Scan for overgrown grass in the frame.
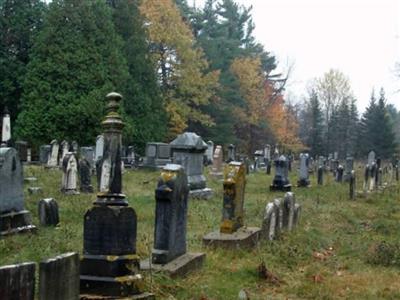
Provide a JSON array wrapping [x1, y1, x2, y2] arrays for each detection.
[[1, 165, 400, 299]]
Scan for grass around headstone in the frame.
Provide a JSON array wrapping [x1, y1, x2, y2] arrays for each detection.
[[1, 165, 400, 299]]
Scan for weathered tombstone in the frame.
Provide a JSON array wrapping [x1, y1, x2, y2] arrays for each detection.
[[349, 171, 356, 200], [336, 165, 344, 182], [203, 162, 260, 249], [282, 192, 300, 231], [261, 202, 278, 241], [270, 155, 291, 191], [39, 145, 51, 164], [0, 262, 36, 300], [297, 153, 310, 187], [344, 156, 354, 182], [210, 145, 223, 178], [38, 198, 59, 226], [79, 158, 94, 193], [317, 166, 324, 185], [59, 140, 69, 166], [71, 140, 79, 153], [170, 132, 213, 199], [254, 150, 265, 171], [141, 164, 205, 277], [125, 145, 135, 167], [80, 93, 152, 299], [227, 144, 236, 162], [15, 141, 28, 162], [1, 106, 11, 147], [94, 135, 104, 163], [0, 147, 36, 236], [39, 252, 80, 300], [142, 142, 172, 169], [46, 139, 59, 168], [61, 153, 79, 195], [205, 140, 214, 165], [80, 146, 95, 170]]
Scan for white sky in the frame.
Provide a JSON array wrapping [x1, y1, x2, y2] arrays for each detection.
[[195, 0, 400, 111]]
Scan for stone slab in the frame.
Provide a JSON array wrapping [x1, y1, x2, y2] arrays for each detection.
[[0, 210, 37, 236], [28, 187, 42, 194], [203, 227, 260, 249], [140, 252, 205, 278], [189, 188, 213, 200], [0, 262, 36, 300]]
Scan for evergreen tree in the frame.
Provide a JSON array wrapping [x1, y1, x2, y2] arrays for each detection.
[[306, 89, 324, 156], [15, 0, 129, 146], [0, 0, 46, 122], [108, 0, 166, 152]]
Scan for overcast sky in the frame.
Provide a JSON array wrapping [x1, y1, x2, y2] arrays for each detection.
[[195, 0, 400, 111]]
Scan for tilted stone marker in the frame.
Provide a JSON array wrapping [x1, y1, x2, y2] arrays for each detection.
[[79, 157, 94, 193], [0, 262, 35, 300], [61, 153, 79, 195], [170, 132, 213, 199], [141, 164, 205, 277], [47, 139, 59, 168], [297, 153, 310, 187], [38, 198, 59, 226], [203, 162, 260, 249], [39, 252, 79, 300], [270, 155, 291, 191], [210, 145, 223, 178], [80, 92, 153, 299], [0, 147, 36, 236]]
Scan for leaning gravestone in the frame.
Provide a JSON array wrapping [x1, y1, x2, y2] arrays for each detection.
[[141, 164, 205, 277], [270, 155, 291, 191], [46, 139, 59, 168], [203, 161, 260, 249], [297, 153, 310, 187], [38, 198, 59, 226], [170, 132, 213, 199], [1, 106, 11, 147], [0, 147, 36, 236], [80, 92, 153, 299], [0, 262, 36, 300], [210, 145, 223, 178], [61, 153, 79, 195], [39, 252, 79, 300], [79, 158, 94, 193]]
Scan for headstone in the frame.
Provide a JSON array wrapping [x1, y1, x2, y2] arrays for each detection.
[[349, 171, 356, 200], [80, 92, 152, 299], [203, 162, 260, 249], [205, 141, 214, 165], [80, 146, 95, 170], [71, 140, 79, 153], [47, 139, 59, 168], [142, 142, 172, 169], [253, 150, 265, 171], [59, 140, 69, 166], [61, 153, 79, 195], [15, 141, 28, 162], [261, 202, 278, 240], [297, 153, 310, 187], [79, 158, 94, 193], [39, 145, 51, 164], [227, 144, 236, 162], [39, 252, 79, 300], [282, 192, 299, 231], [0, 147, 36, 236], [0, 262, 35, 300], [38, 198, 59, 226], [1, 106, 11, 147], [125, 145, 135, 167], [170, 132, 213, 199], [210, 145, 223, 178], [270, 155, 291, 191], [317, 166, 324, 185], [336, 165, 344, 182], [95, 135, 104, 162], [27, 148, 31, 163]]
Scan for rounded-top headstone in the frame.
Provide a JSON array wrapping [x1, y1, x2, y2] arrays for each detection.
[[170, 132, 207, 151]]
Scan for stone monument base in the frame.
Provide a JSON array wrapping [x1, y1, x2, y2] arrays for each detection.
[[270, 184, 292, 192], [140, 252, 205, 278], [297, 179, 310, 188], [189, 188, 213, 200], [62, 189, 80, 195], [0, 210, 37, 236], [203, 227, 260, 249]]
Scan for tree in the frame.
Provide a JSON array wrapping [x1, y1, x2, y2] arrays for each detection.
[[15, 0, 129, 146], [0, 0, 46, 122], [305, 89, 324, 156], [108, 0, 166, 152], [140, 0, 219, 140]]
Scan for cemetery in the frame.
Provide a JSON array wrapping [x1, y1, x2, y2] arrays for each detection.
[[2, 0, 400, 299]]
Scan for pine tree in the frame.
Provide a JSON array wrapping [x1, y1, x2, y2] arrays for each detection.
[[0, 0, 46, 122], [15, 0, 129, 146], [306, 89, 324, 156]]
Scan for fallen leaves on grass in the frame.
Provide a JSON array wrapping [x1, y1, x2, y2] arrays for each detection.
[[257, 262, 284, 286], [312, 247, 334, 261]]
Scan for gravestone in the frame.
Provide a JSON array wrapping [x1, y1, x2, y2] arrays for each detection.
[[270, 155, 291, 191], [317, 166, 324, 185], [0, 147, 36, 236], [349, 171, 356, 200], [95, 135, 104, 163], [142, 142, 172, 169], [0, 262, 35, 300], [27, 148, 31, 163], [59, 140, 69, 166], [71, 140, 79, 153], [170, 132, 213, 199], [80, 92, 152, 299], [15, 141, 28, 162], [38, 198, 59, 226], [203, 162, 260, 249], [227, 144, 236, 162], [1, 106, 11, 147], [297, 153, 310, 187], [344, 156, 354, 182], [336, 165, 344, 182], [61, 153, 79, 195], [125, 145, 135, 167], [39, 252, 79, 300], [210, 145, 223, 178], [141, 164, 205, 277], [47, 139, 59, 168], [254, 150, 265, 171], [261, 201, 278, 241], [39, 145, 51, 164], [80, 146, 95, 170], [205, 141, 214, 165], [79, 158, 94, 193], [265, 145, 272, 175]]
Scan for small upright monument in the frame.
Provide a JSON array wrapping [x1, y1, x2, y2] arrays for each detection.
[[210, 145, 223, 178], [203, 162, 260, 249], [80, 93, 153, 299], [47, 140, 59, 168], [227, 144, 236, 162], [61, 153, 79, 195], [297, 153, 310, 187], [270, 155, 292, 191], [1, 107, 11, 147]]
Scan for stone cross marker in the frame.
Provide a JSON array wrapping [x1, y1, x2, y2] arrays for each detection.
[[153, 164, 189, 264], [0, 262, 36, 300], [297, 153, 310, 187], [61, 153, 79, 195], [220, 161, 246, 234], [1, 107, 11, 147], [80, 92, 151, 299]]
